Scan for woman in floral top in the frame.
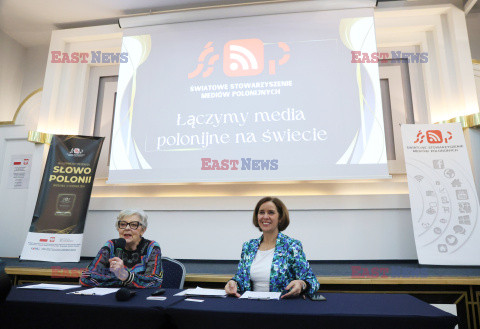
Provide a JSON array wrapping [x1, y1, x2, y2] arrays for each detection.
[[225, 197, 319, 298]]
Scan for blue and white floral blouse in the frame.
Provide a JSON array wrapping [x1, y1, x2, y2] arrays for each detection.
[[232, 232, 320, 295]]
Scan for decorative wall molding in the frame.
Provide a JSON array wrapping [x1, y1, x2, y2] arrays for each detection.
[[0, 88, 43, 126]]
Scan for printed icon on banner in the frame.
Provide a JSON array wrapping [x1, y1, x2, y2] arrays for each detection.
[[439, 218, 447, 224], [445, 235, 458, 246], [438, 244, 448, 253], [223, 39, 264, 77], [456, 190, 469, 200], [459, 215, 471, 225], [23, 158, 29, 165], [413, 130, 452, 144], [451, 179, 462, 187], [433, 227, 442, 235], [426, 190, 436, 197], [443, 206, 450, 213], [444, 169, 455, 178], [414, 175, 424, 182], [50, 237, 55, 242], [444, 131, 453, 143], [453, 225, 466, 234], [441, 196, 449, 204], [426, 130, 443, 143], [433, 160, 445, 169], [414, 130, 425, 143], [459, 202, 471, 213], [426, 202, 437, 214]]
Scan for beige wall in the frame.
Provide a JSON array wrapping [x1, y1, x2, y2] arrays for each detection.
[[466, 12, 480, 60], [20, 45, 49, 100], [0, 29, 48, 122], [0, 29, 25, 121]]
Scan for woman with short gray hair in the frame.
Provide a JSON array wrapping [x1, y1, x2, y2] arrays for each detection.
[[80, 209, 163, 288]]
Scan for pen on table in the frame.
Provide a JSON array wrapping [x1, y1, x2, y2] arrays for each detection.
[[72, 291, 95, 295]]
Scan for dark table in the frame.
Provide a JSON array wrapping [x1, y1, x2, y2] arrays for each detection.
[[166, 292, 458, 329], [1, 286, 457, 329], [1, 286, 184, 329]]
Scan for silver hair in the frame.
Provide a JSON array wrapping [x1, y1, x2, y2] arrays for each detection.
[[115, 209, 148, 229]]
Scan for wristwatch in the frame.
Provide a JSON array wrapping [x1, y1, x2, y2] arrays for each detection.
[[301, 281, 307, 292]]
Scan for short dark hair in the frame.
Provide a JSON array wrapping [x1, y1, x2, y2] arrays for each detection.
[[252, 197, 290, 232]]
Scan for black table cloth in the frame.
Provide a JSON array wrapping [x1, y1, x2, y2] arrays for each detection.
[[1, 286, 183, 329], [1, 286, 457, 329], [166, 292, 458, 329]]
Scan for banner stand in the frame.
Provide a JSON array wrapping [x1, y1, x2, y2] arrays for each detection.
[[402, 123, 480, 265], [21, 135, 104, 262]]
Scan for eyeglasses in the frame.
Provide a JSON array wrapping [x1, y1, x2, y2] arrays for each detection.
[[117, 221, 142, 230]]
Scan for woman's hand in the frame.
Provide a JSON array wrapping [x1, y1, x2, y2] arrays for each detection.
[[281, 280, 306, 299], [109, 257, 129, 281], [224, 280, 240, 297]]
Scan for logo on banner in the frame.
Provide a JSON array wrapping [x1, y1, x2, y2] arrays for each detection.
[[68, 148, 85, 158], [188, 39, 290, 78], [413, 130, 453, 144]]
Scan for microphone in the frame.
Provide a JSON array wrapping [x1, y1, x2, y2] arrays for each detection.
[[115, 288, 136, 301], [115, 238, 126, 259]]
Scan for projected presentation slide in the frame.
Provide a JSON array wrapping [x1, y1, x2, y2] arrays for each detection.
[[109, 8, 388, 183]]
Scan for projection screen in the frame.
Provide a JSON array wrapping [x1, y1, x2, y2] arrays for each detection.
[[109, 8, 389, 183]]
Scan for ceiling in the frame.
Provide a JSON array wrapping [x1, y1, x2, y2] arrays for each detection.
[[0, 0, 477, 47], [0, 0, 260, 47]]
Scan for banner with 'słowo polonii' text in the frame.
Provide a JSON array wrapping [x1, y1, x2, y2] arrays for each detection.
[[21, 135, 104, 262], [402, 123, 480, 265]]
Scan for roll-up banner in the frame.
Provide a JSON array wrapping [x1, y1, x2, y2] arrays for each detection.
[[401, 123, 480, 265], [21, 135, 104, 262]]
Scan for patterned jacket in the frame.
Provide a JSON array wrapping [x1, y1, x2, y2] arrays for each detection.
[[80, 238, 163, 288], [232, 232, 320, 295]]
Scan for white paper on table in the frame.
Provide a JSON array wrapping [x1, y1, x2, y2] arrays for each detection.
[[67, 287, 120, 296], [19, 284, 81, 291], [239, 291, 281, 300], [174, 286, 226, 297], [146, 296, 167, 301]]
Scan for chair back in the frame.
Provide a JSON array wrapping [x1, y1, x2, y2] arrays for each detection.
[[161, 257, 186, 289]]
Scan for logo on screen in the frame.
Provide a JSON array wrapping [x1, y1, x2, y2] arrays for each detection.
[[223, 39, 264, 77], [413, 130, 452, 144], [188, 39, 290, 79]]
